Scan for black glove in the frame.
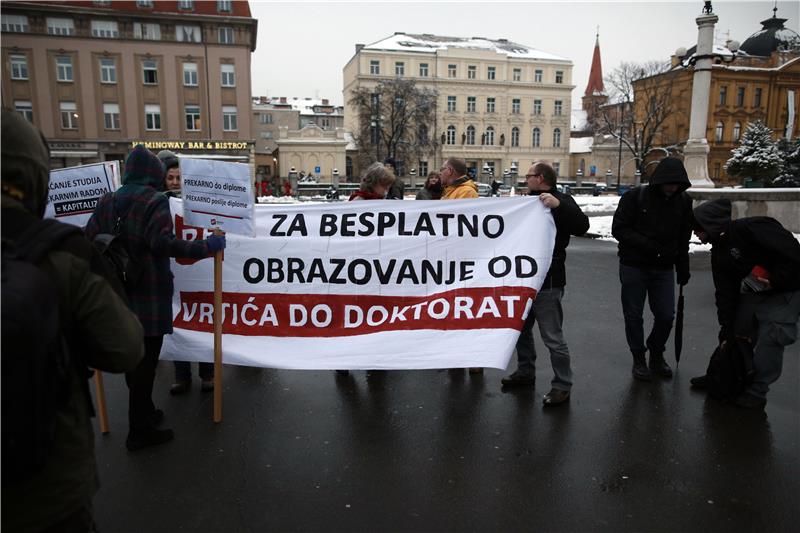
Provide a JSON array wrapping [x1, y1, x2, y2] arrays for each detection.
[[206, 234, 226, 253], [676, 264, 690, 286]]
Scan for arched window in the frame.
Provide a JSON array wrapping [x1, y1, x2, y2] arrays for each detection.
[[715, 121, 724, 142], [511, 127, 519, 147], [532, 127, 541, 148], [553, 128, 561, 148], [485, 126, 495, 146], [446, 125, 456, 145], [733, 122, 741, 142], [418, 124, 428, 144], [466, 125, 476, 145]]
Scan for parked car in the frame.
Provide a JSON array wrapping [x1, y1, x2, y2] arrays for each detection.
[[556, 184, 571, 195], [476, 182, 492, 197]]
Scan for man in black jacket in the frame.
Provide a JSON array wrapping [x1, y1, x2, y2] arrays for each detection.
[[502, 161, 589, 406], [612, 157, 693, 381], [692, 199, 800, 409]]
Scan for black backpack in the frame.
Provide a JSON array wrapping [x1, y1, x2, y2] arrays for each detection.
[[92, 193, 142, 290], [1, 219, 82, 485], [705, 338, 756, 402]]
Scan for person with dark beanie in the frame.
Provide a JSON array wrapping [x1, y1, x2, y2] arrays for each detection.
[[383, 157, 405, 199], [612, 157, 693, 381], [691, 199, 800, 409], [85, 145, 226, 451]]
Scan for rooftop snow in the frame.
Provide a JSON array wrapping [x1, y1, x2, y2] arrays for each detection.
[[570, 137, 594, 154]]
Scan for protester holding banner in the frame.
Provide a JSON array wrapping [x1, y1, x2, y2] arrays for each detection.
[[416, 172, 443, 200], [502, 161, 589, 406], [440, 157, 478, 200], [85, 145, 226, 451], [156, 149, 215, 395], [2, 109, 144, 532]]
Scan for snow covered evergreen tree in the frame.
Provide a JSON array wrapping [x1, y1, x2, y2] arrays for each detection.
[[725, 120, 782, 184], [773, 138, 800, 187]]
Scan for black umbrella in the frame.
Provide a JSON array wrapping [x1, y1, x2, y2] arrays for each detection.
[[675, 285, 684, 366]]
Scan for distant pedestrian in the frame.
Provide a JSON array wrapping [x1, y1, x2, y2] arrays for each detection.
[[611, 157, 693, 381], [384, 157, 405, 200], [501, 162, 589, 406], [156, 150, 214, 395], [86, 145, 226, 451], [691, 199, 800, 409], [416, 172, 443, 200]]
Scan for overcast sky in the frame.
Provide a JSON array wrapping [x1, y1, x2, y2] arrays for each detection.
[[250, 0, 798, 110]]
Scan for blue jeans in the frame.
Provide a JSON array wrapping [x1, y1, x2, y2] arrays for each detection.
[[619, 264, 675, 355], [174, 361, 214, 382], [514, 287, 572, 391]]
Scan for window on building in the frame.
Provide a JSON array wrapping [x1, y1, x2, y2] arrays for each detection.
[[486, 126, 495, 145], [468, 65, 476, 79], [419, 63, 428, 77], [736, 87, 745, 107], [221, 64, 235, 87], [553, 162, 560, 176], [513, 68, 521, 82], [447, 96, 457, 112], [260, 131, 273, 139], [419, 161, 428, 177], [10, 55, 28, 80], [142, 60, 158, 84], [555, 70, 564, 84], [103, 103, 120, 130], [145, 104, 161, 130], [217, 0, 232, 12], [218, 27, 234, 44], [418, 124, 428, 144], [181, 62, 198, 86], [533, 99, 542, 115], [532, 127, 541, 147], [466, 125, 476, 145], [754, 88, 762, 108], [134, 22, 161, 40], [59, 101, 78, 129], [448, 64, 456, 78], [718, 86, 727, 105], [320, 117, 330, 129], [91, 20, 119, 38], [394, 61, 404, 76], [176, 25, 201, 42], [56, 56, 73, 82], [466, 96, 476, 113], [100, 58, 116, 83], [511, 127, 519, 147], [733, 121, 742, 142], [715, 121, 724, 142], [137, 0, 154, 7], [486, 97, 495, 113], [222, 106, 238, 131], [512, 98, 520, 114], [554, 100, 563, 116], [2, 14, 29, 32], [47, 17, 74, 36], [446, 125, 456, 145], [260, 113, 273, 124], [178, 0, 194, 9], [14, 100, 33, 122], [185, 105, 201, 131], [553, 128, 561, 148], [370, 60, 380, 75], [534, 69, 542, 83], [370, 93, 380, 113], [487, 66, 496, 80]]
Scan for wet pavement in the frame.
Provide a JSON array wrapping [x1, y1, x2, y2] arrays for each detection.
[[92, 237, 799, 532]]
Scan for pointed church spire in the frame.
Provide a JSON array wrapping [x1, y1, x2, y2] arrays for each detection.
[[584, 29, 605, 97]]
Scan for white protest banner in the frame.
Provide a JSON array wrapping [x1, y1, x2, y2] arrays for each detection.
[[179, 158, 254, 236], [162, 197, 555, 370], [45, 161, 119, 227]]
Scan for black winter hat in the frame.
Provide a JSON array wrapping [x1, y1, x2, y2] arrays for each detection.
[[157, 149, 179, 171], [693, 199, 732, 239], [649, 157, 690, 188], [383, 157, 396, 169]]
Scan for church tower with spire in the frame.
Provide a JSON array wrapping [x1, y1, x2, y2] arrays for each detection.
[[582, 30, 607, 126]]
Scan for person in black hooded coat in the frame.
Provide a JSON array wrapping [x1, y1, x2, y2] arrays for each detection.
[[691, 198, 800, 409], [611, 157, 693, 381]]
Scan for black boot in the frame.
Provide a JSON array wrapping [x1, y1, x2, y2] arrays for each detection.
[[632, 351, 652, 381], [649, 351, 673, 378]]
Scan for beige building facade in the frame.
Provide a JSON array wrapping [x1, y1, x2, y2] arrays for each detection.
[[1, 0, 257, 168], [343, 33, 574, 184], [275, 124, 348, 183]]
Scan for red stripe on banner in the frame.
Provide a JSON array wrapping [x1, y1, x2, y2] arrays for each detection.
[[174, 286, 537, 337]]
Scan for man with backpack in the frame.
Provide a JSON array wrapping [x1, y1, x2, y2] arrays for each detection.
[[691, 199, 800, 409], [612, 157, 693, 381], [1, 109, 145, 531], [85, 145, 226, 451]]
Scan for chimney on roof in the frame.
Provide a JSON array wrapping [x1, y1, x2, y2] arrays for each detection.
[[280, 97, 287, 104], [355, 43, 364, 54], [497, 38, 508, 42], [322, 99, 329, 105]]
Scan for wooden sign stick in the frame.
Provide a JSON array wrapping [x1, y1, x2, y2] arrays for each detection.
[[94, 371, 110, 434], [213, 228, 225, 423]]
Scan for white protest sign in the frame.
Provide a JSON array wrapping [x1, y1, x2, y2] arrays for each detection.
[[45, 161, 119, 227], [179, 158, 254, 236], [162, 197, 556, 370]]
